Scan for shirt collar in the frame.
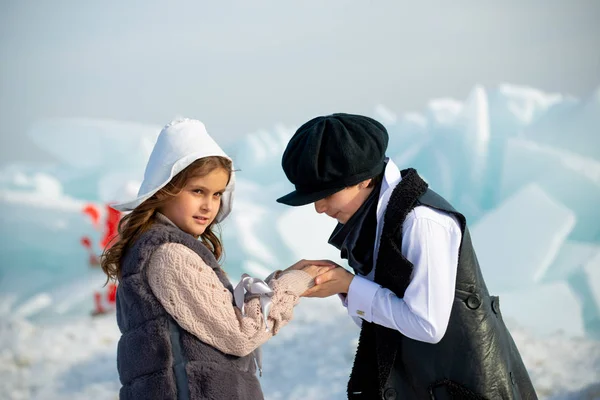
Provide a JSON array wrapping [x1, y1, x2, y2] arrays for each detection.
[[376, 157, 402, 219]]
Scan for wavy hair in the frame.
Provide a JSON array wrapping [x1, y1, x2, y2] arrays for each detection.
[[101, 156, 232, 283]]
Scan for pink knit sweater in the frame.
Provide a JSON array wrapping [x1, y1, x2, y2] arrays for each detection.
[[146, 243, 313, 357]]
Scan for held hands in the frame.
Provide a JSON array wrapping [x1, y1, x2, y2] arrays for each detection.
[[301, 266, 354, 298], [284, 259, 337, 287], [285, 259, 354, 298]]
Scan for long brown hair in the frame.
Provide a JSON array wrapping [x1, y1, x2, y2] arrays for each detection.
[[101, 156, 232, 283]]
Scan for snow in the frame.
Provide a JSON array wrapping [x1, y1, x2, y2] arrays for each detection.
[[1, 83, 599, 399], [1, 300, 599, 400]]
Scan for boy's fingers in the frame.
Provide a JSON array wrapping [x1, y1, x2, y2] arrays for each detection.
[[303, 264, 335, 276], [302, 285, 319, 297], [304, 284, 325, 297], [304, 281, 336, 297], [317, 265, 336, 274], [303, 265, 321, 277], [314, 269, 337, 285], [307, 259, 336, 266], [313, 259, 339, 266]]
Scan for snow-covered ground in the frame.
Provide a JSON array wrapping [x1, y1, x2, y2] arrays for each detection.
[[1, 297, 599, 400]]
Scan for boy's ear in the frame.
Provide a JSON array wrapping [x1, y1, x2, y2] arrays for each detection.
[[359, 178, 372, 190]]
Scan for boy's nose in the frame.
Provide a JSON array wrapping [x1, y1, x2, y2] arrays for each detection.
[[314, 200, 327, 214]]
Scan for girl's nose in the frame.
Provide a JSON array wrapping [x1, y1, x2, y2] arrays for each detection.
[[201, 197, 214, 212]]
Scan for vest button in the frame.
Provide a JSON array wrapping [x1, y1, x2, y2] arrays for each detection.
[[492, 298, 500, 314], [383, 388, 397, 399], [466, 295, 481, 310]]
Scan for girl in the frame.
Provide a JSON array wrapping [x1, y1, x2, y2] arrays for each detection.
[[102, 118, 331, 400]]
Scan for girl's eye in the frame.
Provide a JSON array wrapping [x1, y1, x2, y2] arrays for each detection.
[[192, 189, 203, 194], [214, 192, 223, 198]]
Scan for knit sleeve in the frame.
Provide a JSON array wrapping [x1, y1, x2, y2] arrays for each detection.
[[146, 243, 314, 357]]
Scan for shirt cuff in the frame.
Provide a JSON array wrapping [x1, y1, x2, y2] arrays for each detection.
[[347, 275, 380, 322], [338, 293, 348, 307]]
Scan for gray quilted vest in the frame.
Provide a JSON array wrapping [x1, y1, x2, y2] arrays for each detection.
[[115, 218, 264, 400]]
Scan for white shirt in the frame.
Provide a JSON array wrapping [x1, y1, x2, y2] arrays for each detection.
[[340, 160, 462, 344]]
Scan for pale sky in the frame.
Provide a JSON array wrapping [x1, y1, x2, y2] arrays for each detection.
[[1, 0, 599, 164]]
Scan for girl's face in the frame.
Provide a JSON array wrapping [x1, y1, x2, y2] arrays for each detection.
[[313, 179, 373, 224], [158, 168, 229, 238]]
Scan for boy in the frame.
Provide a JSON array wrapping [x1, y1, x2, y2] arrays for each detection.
[[278, 113, 537, 400]]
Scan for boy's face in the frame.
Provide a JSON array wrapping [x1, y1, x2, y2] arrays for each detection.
[[313, 179, 373, 224], [158, 168, 229, 238]]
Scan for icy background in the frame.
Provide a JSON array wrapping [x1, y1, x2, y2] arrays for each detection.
[[1, 84, 599, 399]]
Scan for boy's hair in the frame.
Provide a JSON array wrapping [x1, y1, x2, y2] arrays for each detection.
[[101, 156, 232, 282], [366, 171, 383, 189]]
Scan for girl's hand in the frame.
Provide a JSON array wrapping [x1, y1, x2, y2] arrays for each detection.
[[301, 267, 354, 298]]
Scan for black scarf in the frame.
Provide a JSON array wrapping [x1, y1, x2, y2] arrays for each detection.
[[328, 180, 382, 276]]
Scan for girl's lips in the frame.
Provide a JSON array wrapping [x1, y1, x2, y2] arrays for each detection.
[[193, 216, 209, 224]]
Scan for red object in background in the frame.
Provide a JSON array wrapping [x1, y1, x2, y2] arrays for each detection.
[[101, 205, 121, 249], [93, 292, 105, 315], [107, 283, 117, 304], [92, 283, 118, 316], [82, 203, 122, 316], [80, 235, 100, 265], [82, 204, 101, 228], [80, 236, 93, 249], [80, 203, 122, 252]]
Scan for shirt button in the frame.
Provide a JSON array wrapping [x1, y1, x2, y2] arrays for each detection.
[[492, 298, 501, 315]]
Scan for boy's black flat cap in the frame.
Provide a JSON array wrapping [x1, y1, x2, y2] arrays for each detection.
[[277, 113, 389, 206]]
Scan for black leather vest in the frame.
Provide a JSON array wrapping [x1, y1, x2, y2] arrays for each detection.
[[347, 169, 537, 400]]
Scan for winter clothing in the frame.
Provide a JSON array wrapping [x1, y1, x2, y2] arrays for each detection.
[[147, 217, 313, 357], [277, 113, 389, 206], [116, 216, 313, 400], [328, 179, 382, 276], [341, 159, 461, 343], [112, 118, 235, 223], [277, 111, 537, 399], [345, 168, 537, 400]]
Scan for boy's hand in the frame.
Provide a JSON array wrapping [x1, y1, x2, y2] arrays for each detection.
[[301, 264, 336, 279], [285, 259, 339, 272], [301, 267, 354, 298]]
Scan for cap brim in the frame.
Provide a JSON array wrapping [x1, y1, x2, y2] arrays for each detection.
[[276, 186, 343, 206]]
